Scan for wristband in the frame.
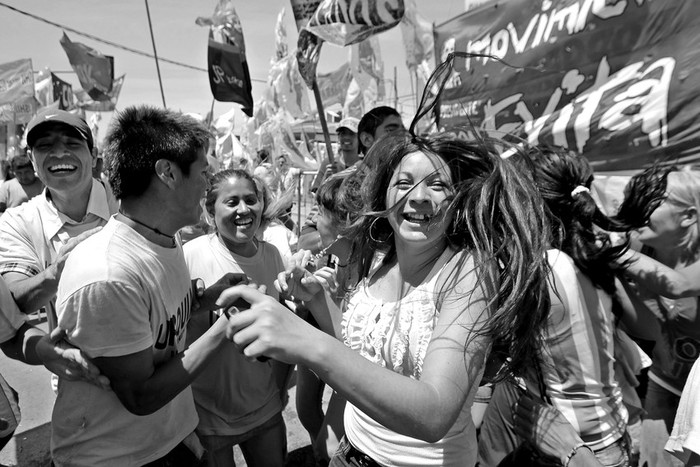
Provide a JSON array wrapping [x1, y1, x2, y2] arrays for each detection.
[[563, 442, 594, 467]]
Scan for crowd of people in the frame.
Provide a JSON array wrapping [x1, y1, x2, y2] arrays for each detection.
[[0, 98, 699, 467]]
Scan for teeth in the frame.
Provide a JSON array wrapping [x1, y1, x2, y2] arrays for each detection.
[[48, 164, 76, 172], [404, 213, 431, 222], [234, 218, 253, 226]]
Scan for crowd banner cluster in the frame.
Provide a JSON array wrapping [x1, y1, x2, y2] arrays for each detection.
[[59, 32, 114, 102], [434, 0, 700, 171]]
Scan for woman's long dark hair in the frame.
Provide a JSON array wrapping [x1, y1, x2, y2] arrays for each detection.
[[345, 133, 552, 378], [528, 146, 629, 296]]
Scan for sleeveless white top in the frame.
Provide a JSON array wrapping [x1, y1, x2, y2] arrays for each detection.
[[341, 248, 481, 466]]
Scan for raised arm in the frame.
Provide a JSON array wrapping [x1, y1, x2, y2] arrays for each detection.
[[621, 249, 700, 299]]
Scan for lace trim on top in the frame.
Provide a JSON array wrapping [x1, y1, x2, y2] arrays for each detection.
[[341, 251, 452, 379]]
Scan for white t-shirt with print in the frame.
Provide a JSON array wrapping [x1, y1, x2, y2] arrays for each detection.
[[52, 218, 198, 466]]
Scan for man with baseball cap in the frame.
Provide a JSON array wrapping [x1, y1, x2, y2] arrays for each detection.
[[0, 108, 117, 330]]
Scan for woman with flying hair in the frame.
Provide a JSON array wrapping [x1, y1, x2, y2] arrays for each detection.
[[216, 130, 553, 466], [478, 146, 634, 467]]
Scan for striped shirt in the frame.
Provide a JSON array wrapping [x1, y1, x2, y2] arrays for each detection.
[[527, 250, 628, 451]]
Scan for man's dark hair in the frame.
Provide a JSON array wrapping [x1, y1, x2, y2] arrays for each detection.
[[357, 106, 400, 154], [104, 106, 210, 199]]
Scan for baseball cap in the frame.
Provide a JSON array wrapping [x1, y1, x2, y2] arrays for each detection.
[[336, 117, 359, 134], [25, 108, 94, 150]]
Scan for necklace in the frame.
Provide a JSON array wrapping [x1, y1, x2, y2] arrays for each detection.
[[119, 211, 175, 245]]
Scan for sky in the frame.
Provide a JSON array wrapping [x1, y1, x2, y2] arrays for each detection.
[[0, 0, 470, 139]]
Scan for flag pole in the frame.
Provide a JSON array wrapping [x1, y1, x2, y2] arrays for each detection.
[[144, 0, 167, 108], [311, 80, 335, 164]]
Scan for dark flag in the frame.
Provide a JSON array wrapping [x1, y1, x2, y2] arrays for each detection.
[[75, 75, 125, 112], [196, 0, 254, 117], [51, 73, 74, 110], [59, 32, 114, 101]]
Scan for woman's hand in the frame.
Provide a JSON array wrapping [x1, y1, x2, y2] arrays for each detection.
[[514, 393, 601, 466], [218, 284, 324, 365], [275, 250, 335, 301]]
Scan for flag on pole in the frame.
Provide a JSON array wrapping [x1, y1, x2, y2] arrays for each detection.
[[197, 0, 254, 117], [316, 62, 352, 108], [75, 75, 125, 112], [274, 8, 290, 62], [399, 0, 434, 72], [296, 29, 324, 89], [304, 0, 406, 46], [52, 73, 75, 110], [344, 37, 384, 117], [289, 0, 323, 31], [59, 33, 114, 101], [0, 58, 34, 106], [269, 54, 312, 119]]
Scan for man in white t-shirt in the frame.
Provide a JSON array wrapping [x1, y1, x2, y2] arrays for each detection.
[[52, 106, 244, 466]]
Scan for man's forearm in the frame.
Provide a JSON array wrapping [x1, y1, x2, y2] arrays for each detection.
[[6, 268, 59, 314], [104, 316, 231, 416], [0, 323, 43, 365]]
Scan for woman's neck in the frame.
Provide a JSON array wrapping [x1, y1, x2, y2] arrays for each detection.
[[394, 239, 447, 287], [217, 232, 258, 258]]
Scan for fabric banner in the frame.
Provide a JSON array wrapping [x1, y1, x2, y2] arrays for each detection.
[[0, 58, 34, 106], [268, 54, 312, 118], [304, 0, 405, 46], [399, 0, 434, 72], [59, 33, 114, 101], [0, 95, 37, 124], [51, 73, 74, 110], [75, 75, 124, 112], [289, 0, 323, 31], [433, 0, 700, 171], [344, 37, 384, 117], [274, 8, 290, 61], [197, 0, 254, 116], [316, 62, 353, 109], [296, 29, 324, 89]]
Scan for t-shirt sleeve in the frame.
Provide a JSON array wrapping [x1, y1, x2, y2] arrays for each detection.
[[667, 359, 700, 462], [0, 212, 43, 278], [0, 277, 26, 344], [58, 280, 153, 358], [0, 184, 8, 205]]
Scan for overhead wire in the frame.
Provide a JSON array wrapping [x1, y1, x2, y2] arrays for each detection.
[[0, 1, 267, 83]]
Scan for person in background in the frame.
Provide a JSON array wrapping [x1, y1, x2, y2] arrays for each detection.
[[185, 168, 290, 467], [478, 146, 632, 467], [0, 109, 117, 332], [299, 108, 405, 253], [0, 154, 44, 212]]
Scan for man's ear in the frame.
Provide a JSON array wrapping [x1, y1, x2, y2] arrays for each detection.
[[359, 131, 374, 150], [681, 206, 698, 228], [154, 159, 177, 189], [28, 150, 38, 171], [90, 147, 98, 169]]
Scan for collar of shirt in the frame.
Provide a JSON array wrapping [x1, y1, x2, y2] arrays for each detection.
[[39, 179, 113, 241]]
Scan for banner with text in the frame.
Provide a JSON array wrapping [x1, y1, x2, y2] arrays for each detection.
[[433, 0, 700, 171], [0, 59, 34, 106]]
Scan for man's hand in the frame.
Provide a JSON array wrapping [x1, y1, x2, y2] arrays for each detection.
[[36, 327, 110, 390], [48, 227, 102, 281], [193, 273, 249, 313]]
